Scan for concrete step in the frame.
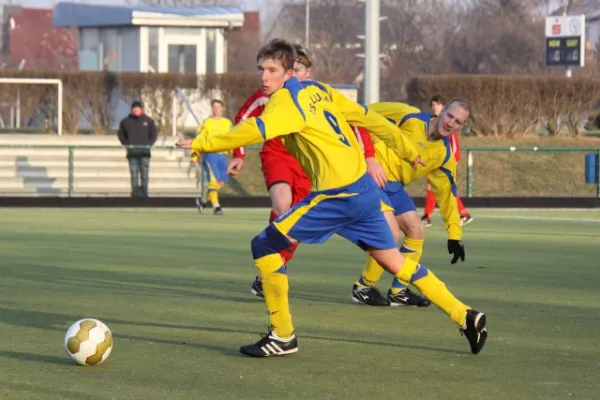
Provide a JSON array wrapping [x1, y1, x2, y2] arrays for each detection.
[[0, 177, 199, 189], [0, 169, 199, 179], [0, 147, 186, 159], [0, 158, 190, 169], [0, 134, 181, 146], [0, 186, 202, 196]]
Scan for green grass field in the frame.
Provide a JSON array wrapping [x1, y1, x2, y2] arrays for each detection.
[[1, 208, 599, 400]]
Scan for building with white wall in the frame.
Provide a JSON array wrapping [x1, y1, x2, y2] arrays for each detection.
[[52, 2, 245, 130]]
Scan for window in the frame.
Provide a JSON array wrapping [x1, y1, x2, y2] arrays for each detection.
[[168, 44, 197, 74], [79, 28, 100, 70], [100, 28, 120, 71], [205, 29, 217, 74]]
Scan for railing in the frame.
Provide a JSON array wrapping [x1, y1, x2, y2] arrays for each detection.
[[0, 145, 599, 198], [462, 147, 600, 198]]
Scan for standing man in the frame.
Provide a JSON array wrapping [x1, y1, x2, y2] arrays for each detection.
[[117, 101, 158, 197]]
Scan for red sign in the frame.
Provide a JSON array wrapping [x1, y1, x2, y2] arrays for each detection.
[[552, 23, 561, 34]]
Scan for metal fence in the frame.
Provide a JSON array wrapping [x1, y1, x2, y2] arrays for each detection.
[[0, 144, 599, 198]]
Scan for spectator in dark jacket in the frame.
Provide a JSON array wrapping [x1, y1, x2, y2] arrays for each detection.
[[117, 101, 158, 197]]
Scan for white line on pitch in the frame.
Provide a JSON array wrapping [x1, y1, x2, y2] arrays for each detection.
[[476, 215, 600, 223]]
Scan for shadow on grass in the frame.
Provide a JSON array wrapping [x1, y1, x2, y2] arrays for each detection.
[[0, 308, 468, 356], [0, 350, 71, 365], [0, 380, 109, 400]]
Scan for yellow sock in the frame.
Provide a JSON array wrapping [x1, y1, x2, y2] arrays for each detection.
[[207, 190, 220, 207], [395, 258, 469, 326], [255, 253, 294, 338], [355, 255, 386, 287], [390, 237, 424, 295]]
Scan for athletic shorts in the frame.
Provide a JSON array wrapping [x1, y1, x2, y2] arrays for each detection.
[[379, 181, 417, 216], [273, 173, 397, 251]]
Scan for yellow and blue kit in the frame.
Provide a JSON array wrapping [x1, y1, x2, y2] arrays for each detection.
[[192, 77, 420, 250], [193, 116, 233, 188], [192, 78, 478, 350], [369, 102, 462, 240]]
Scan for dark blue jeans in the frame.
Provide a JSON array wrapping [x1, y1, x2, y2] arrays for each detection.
[[128, 156, 150, 197]]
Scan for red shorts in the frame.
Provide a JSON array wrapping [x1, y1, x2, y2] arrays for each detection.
[[260, 149, 312, 205]]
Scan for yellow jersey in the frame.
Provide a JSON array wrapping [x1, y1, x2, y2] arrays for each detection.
[[369, 102, 462, 240], [194, 116, 232, 156], [191, 78, 420, 191]]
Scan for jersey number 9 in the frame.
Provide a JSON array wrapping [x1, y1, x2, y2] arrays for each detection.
[[324, 111, 350, 147]]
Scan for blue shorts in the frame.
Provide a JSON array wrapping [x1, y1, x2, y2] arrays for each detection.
[[202, 153, 229, 185], [380, 181, 417, 216], [272, 173, 397, 251]]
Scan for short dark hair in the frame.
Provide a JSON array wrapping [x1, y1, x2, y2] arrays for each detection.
[[430, 94, 445, 105], [256, 38, 297, 71], [211, 99, 224, 107]]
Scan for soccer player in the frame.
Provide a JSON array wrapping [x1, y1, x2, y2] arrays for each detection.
[[352, 100, 469, 308], [228, 44, 394, 302], [421, 95, 473, 227], [194, 99, 232, 216], [176, 38, 487, 357]]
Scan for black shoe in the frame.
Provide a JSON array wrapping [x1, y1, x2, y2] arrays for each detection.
[[214, 207, 224, 216], [460, 309, 487, 354], [239, 330, 298, 357], [195, 198, 206, 213], [461, 214, 474, 226], [250, 276, 264, 298], [421, 214, 432, 227], [351, 284, 390, 306], [387, 287, 431, 307]]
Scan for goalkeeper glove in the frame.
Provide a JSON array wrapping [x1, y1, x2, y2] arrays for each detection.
[[447, 240, 465, 264]]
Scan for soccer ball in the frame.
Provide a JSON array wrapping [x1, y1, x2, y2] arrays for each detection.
[[64, 318, 113, 366]]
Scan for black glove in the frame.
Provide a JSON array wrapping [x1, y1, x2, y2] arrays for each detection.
[[447, 240, 465, 264]]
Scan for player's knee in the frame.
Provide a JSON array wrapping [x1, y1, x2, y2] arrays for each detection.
[[272, 203, 291, 216], [270, 184, 293, 214], [404, 217, 424, 239], [251, 225, 292, 260]]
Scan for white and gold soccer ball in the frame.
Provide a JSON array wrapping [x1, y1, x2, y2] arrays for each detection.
[[64, 318, 113, 366]]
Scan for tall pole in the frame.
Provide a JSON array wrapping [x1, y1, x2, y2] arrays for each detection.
[[562, 0, 572, 78], [305, 0, 310, 48], [364, 0, 380, 104]]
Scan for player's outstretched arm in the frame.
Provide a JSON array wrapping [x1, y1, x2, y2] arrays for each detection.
[[186, 92, 305, 155], [428, 162, 465, 264], [328, 89, 420, 165], [368, 102, 424, 165]]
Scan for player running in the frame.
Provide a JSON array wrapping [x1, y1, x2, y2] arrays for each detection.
[[193, 99, 232, 216], [177, 38, 487, 358], [352, 100, 469, 308], [228, 45, 421, 304], [421, 94, 473, 226]]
